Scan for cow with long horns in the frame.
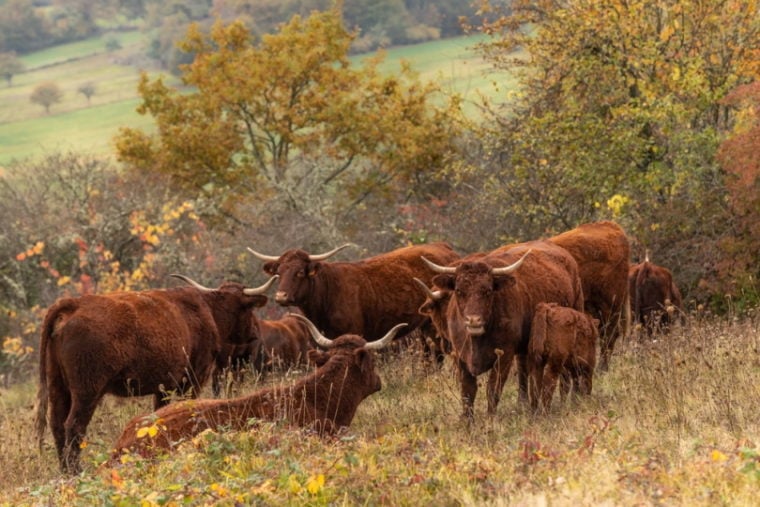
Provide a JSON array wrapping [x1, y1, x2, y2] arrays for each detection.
[[247, 242, 459, 362], [35, 275, 276, 474], [109, 314, 405, 461], [421, 241, 584, 419]]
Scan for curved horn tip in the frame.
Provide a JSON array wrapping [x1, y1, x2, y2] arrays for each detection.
[[246, 247, 281, 262], [243, 275, 279, 295], [421, 256, 456, 274], [365, 323, 408, 350], [288, 313, 334, 348]]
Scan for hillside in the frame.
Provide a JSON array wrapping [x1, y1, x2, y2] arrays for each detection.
[[0, 32, 512, 166]]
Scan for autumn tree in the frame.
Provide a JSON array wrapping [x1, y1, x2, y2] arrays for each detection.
[[468, 0, 760, 302], [30, 81, 63, 114], [115, 10, 463, 241], [77, 81, 95, 104]]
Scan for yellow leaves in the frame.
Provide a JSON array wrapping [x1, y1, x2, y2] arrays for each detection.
[[711, 450, 728, 462], [306, 474, 325, 495], [287, 474, 302, 494], [15, 241, 44, 261], [136, 419, 165, 440], [659, 24, 675, 42], [606, 194, 630, 217], [285, 473, 325, 496]]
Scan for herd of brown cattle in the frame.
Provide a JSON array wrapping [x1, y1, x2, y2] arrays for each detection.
[[33, 221, 685, 474]]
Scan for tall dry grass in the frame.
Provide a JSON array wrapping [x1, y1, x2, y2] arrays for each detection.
[[1, 315, 758, 505]]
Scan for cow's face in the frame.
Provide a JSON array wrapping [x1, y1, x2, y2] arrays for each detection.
[[214, 282, 269, 343], [263, 250, 319, 306]]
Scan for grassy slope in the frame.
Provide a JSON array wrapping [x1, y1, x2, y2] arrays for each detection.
[[1, 319, 758, 505], [0, 33, 511, 166]]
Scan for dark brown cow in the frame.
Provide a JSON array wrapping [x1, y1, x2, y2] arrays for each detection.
[[528, 302, 599, 413], [547, 221, 630, 371], [423, 241, 584, 419], [212, 314, 314, 396], [628, 256, 683, 337], [247, 242, 459, 361], [109, 314, 405, 461], [34, 275, 276, 474]]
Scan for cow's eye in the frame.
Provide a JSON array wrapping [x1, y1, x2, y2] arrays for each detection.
[[296, 271, 306, 278]]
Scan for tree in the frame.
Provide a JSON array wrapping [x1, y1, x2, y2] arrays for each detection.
[[0, 52, 24, 87], [114, 10, 463, 240], [30, 81, 63, 114], [77, 81, 96, 104], [468, 0, 760, 303]]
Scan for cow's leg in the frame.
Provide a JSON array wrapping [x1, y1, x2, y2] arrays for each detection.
[[516, 353, 529, 404], [541, 360, 563, 413], [528, 359, 544, 413], [558, 368, 572, 403], [456, 361, 477, 422], [486, 349, 515, 414], [48, 379, 71, 471], [63, 394, 99, 474]]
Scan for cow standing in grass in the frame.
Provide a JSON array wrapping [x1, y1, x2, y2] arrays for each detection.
[[628, 254, 683, 337], [34, 274, 276, 474], [247, 242, 459, 363], [109, 314, 405, 461], [528, 302, 599, 413], [422, 241, 585, 419]]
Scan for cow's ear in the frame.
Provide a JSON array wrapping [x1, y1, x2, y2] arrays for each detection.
[[307, 261, 320, 277], [493, 275, 516, 291], [432, 274, 455, 290], [419, 300, 434, 316], [263, 262, 279, 276], [308, 349, 330, 366], [249, 295, 268, 308], [354, 348, 373, 373]]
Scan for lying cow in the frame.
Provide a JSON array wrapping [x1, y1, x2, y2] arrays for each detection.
[[34, 274, 276, 474], [628, 255, 684, 337], [109, 314, 405, 461], [422, 241, 585, 420], [247, 242, 460, 363], [212, 313, 313, 396], [528, 302, 599, 413]]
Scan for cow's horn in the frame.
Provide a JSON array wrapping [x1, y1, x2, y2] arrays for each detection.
[[364, 323, 408, 350], [308, 243, 354, 261], [421, 256, 456, 274], [169, 274, 213, 292], [491, 249, 531, 276], [412, 277, 443, 301], [243, 275, 279, 295], [287, 313, 335, 348], [246, 247, 281, 262]]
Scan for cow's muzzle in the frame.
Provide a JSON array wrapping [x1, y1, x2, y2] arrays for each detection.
[[274, 291, 293, 305], [465, 315, 485, 336]]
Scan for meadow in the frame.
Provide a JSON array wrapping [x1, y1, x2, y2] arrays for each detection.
[[1, 315, 758, 505], [0, 32, 509, 166]]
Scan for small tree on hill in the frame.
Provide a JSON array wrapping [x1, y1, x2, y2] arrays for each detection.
[[30, 82, 63, 114], [77, 81, 95, 105], [0, 52, 25, 87]]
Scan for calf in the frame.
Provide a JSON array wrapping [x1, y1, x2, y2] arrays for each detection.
[[109, 314, 405, 461], [528, 302, 599, 413], [628, 255, 683, 337]]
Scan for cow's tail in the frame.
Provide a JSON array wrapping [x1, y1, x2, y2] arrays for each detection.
[[530, 305, 548, 357], [34, 299, 75, 452]]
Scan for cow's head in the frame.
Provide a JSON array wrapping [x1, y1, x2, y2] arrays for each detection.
[[289, 313, 405, 394], [247, 244, 354, 306], [169, 274, 275, 343], [423, 251, 529, 337], [413, 277, 451, 342]]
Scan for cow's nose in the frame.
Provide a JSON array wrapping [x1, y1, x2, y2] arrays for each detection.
[[465, 315, 484, 328], [274, 291, 288, 304]]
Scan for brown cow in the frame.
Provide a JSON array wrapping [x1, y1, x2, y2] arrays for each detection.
[[247, 242, 459, 362], [528, 302, 599, 413], [628, 255, 683, 337], [548, 221, 630, 371], [109, 314, 405, 461], [212, 313, 314, 396], [422, 241, 585, 419], [34, 275, 276, 474]]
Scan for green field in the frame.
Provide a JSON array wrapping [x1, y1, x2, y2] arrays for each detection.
[[0, 32, 513, 166]]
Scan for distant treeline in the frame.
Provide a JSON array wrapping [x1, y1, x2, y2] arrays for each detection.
[[1, 0, 480, 68]]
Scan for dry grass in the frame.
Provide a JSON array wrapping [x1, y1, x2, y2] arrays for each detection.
[[1, 316, 758, 506]]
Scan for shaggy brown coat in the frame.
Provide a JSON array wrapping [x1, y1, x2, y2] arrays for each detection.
[[528, 302, 599, 413], [427, 241, 585, 419], [628, 259, 683, 336], [110, 334, 386, 461], [35, 282, 267, 474]]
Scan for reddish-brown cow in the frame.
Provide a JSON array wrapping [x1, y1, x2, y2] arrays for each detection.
[[423, 241, 585, 419], [628, 256, 683, 337], [247, 242, 459, 362], [34, 275, 275, 474], [528, 302, 599, 413], [547, 221, 630, 371], [109, 314, 405, 461], [212, 313, 314, 396]]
